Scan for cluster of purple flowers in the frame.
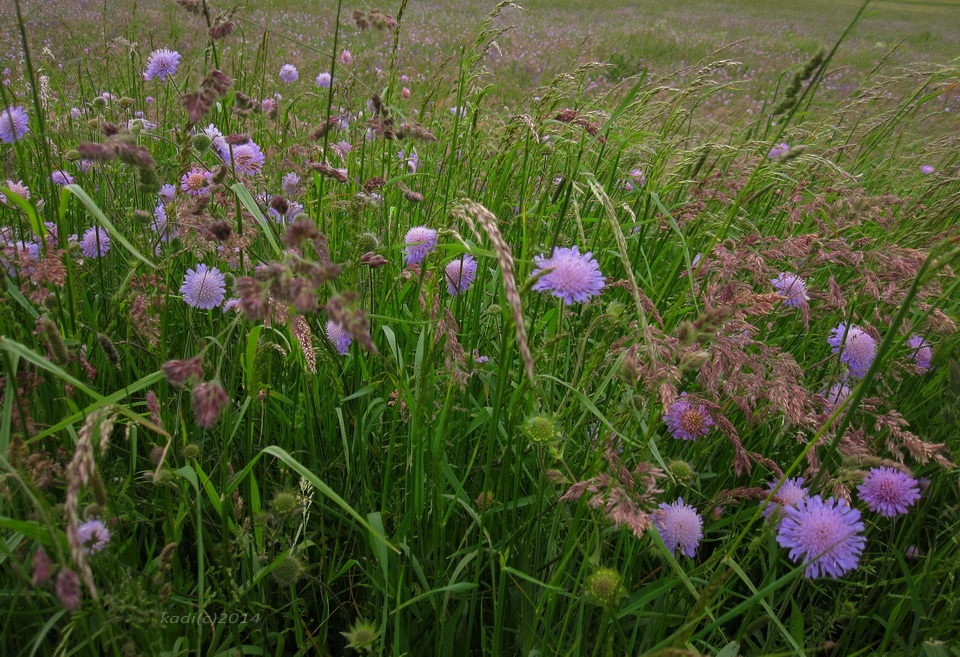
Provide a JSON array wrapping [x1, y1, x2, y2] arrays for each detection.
[[828, 323, 876, 378]]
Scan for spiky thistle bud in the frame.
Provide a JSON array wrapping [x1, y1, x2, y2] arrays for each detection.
[[271, 555, 303, 587], [524, 416, 557, 444], [192, 133, 212, 152], [92, 96, 108, 108], [341, 618, 379, 652], [181, 443, 201, 459], [271, 491, 299, 515], [667, 460, 695, 482], [585, 567, 625, 607]]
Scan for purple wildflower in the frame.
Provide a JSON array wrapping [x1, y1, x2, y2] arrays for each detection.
[[0, 105, 29, 143], [445, 255, 478, 295], [51, 170, 74, 186], [180, 264, 226, 309], [79, 227, 110, 258], [268, 198, 304, 223], [180, 167, 213, 196], [858, 467, 921, 517], [227, 141, 265, 176], [153, 202, 175, 242], [760, 477, 809, 523], [316, 72, 332, 88], [340, 50, 353, 65], [652, 498, 703, 558], [920, 165, 934, 175], [531, 245, 605, 305], [906, 335, 932, 372], [822, 382, 851, 409], [75, 519, 111, 554], [772, 272, 809, 308], [768, 143, 790, 159], [144, 49, 181, 81], [828, 323, 876, 378], [159, 183, 176, 205], [201, 124, 230, 160], [621, 168, 645, 191], [326, 319, 352, 355], [282, 172, 302, 198], [663, 394, 714, 441], [776, 495, 866, 578], [279, 64, 299, 82], [403, 225, 438, 265], [1, 179, 29, 205]]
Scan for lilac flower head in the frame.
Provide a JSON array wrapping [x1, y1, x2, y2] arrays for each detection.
[[341, 50, 353, 65], [0, 105, 29, 143], [180, 167, 214, 196], [920, 165, 935, 175], [144, 49, 181, 81], [279, 64, 299, 82], [828, 323, 876, 378], [621, 168, 645, 191], [772, 272, 809, 308], [768, 143, 790, 159], [403, 225, 438, 265], [652, 498, 703, 558], [153, 202, 176, 242], [51, 170, 74, 186], [79, 227, 110, 258], [858, 467, 921, 517], [906, 335, 932, 372], [282, 172, 302, 198], [663, 394, 714, 441], [76, 519, 111, 554], [531, 245, 605, 305], [180, 264, 226, 309], [326, 319, 352, 355], [158, 183, 176, 205], [1, 179, 29, 205], [776, 495, 865, 578], [200, 124, 230, 160], [228, 141, 265, 176], [316, 72, 332, 88], [822, 382, 851, 409], [760, 477, 809, 522], [445, 255, 478, 295]]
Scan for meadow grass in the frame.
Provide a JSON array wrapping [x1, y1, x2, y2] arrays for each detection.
[[0, 0, 959, 655]]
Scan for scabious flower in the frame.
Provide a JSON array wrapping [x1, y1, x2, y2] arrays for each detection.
[[282, 172, 302, 198], [828, 323, 876, 378], [445, 255, 478, 295], [663, 394, 714, 441], [772, 272, 809, 308], [200, 124, 230, 160], [79, 227, 110, 258], [906, 335, 932, 372], [316, 72, 332, 88], [279, 64, 299, 82], [75, 519, 111, 554], [158, 183, 176, 205], [531, 245, 605, 305], [1, 179, 29, 205], [760, 477, 809, 522], [180, 264, 226, 309], [180, 167, 213, 196], [227, 141, 265, 176], [326, 319, 352, 355], [403, 225, 438, 265], [920, 165, 935, 175], [51, 170, 74, 186], [776, 495, 866, 578], [822, 382, 851, 409], [858, 467, 921, 517], [0, 105, 29, 143], [768, 142, 790, 159], [144, 49, 181, 80], [153, 202, 175, 242], [652, 498, 703, 558], [340, 50, 353, 65], [621, 168, 645, 191]]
